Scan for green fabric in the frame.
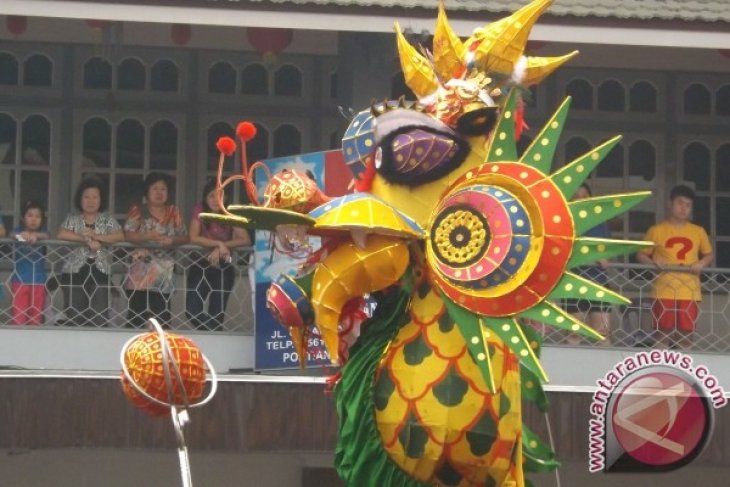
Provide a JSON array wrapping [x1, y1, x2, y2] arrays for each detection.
[[334, 288, 428, 487]]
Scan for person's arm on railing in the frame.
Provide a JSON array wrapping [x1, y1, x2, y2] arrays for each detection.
[[636, 250, 661, 268], [92, 229, 125, 245], [56, 228, 86, 243], [691, 250, 713, 274]]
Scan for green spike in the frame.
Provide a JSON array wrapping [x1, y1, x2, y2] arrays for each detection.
[[443, 297, 496, 393], [550, 135, 622, 198], [568, 237, 653, 268], [481, 317, 548, 382], [518, 300, 604, 341], [485, 88, 519, 162], [521, 365, 548, 412], [519, 96, 571, 173], [523, 424, 560, 473], [548, 271, 629, 306], [569, 191, 651, 235], [518, 320, 543, 358], [199, 212, 250, 227]]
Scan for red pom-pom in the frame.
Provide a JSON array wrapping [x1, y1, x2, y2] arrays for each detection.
[[216, 136, 236, 156], [236, 122, 257, 142]]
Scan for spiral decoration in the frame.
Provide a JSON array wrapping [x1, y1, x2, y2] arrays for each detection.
[[428, 162, 572, 317]]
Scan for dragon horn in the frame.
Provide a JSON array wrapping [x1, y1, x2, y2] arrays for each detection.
[[466, 0, 553, 77], [432, 0, 466, 81], [395, 22, 439, 98], [521, 51, 579, 86]]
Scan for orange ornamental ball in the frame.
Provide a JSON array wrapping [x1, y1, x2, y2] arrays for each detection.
[[121, 332, 207, 417]]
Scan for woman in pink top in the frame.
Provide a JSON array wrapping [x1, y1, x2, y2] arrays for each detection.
[[186, 179, 250, 330]]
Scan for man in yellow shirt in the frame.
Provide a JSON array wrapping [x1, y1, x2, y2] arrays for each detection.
[[637, 185, 713, 348]]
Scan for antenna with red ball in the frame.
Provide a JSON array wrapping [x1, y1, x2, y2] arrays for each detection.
[[213, 121, 272, 215]]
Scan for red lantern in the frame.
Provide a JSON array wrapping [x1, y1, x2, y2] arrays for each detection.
[[247, 27, 293, 63], [171, 24, 192, 46], [6, 16, 28, 37]]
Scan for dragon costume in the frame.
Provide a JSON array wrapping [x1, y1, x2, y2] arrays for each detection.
[[203, 1, 651, 485]]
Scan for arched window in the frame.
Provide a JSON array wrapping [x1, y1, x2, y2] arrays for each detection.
[[117, 58, 146, 91], [151, 59, 179, 92], [717, 144, 730, 237], [683, 83, 711, 115], [390, 72, 415, 100], [241, 63, 268, 95], [208, 62, 236, 94], [116, 119, 145, 169], [682, 142, 711, 191], [597, 80, 625, 112], [596, 140, 624, 177], [23, 54, 52, 87], [206, 122, 234, 170], [565, 79, 592, 110], [150, 121, 178, 170], [0, 52, 19, 85], [0, 113, 17, 165], [564, 137, 591, 164], [274, 64, 302, 96], [629, 81, 657, 113], [83, 57, 112, 90], [273, 124, 301, 157], [716, 144, 730, 192], [21, 115, 51, 166], [247, 123, 269, 163], [628, 140, 655, 181], [82, 118, 112, 168], [19, 115, 51, 210], [716, 85, 730, 116]]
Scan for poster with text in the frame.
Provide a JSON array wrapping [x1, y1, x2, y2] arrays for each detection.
[[253, 149, 350, 370]]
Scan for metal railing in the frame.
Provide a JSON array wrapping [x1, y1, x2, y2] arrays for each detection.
[[0, 239, 255, 333], [537, 262, 730, 352], [2, 239, 729, 353]]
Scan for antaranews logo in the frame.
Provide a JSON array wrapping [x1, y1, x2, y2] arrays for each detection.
[[588, 350, 727, 473]]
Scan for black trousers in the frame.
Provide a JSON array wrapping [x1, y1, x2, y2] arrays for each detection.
[[186, 261, 235, 331], [57, 262, 111, 327], [125, 289, 171, 328]]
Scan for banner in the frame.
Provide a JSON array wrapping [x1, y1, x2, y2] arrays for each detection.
[[253, 149, 350, 370]]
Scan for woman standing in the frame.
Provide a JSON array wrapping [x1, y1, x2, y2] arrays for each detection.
[[56, 177, 124, 326], [186, 179, 250, 330], [123, 172, 187, 328]]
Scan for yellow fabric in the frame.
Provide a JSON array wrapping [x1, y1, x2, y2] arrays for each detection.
[[640, 221, 712, 300], [376, 286, 523, 486]]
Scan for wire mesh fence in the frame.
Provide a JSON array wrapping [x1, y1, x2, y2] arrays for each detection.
[[537, 263, 730, 352], [2, 239, 729, 353], [0, 239, 255, 333]]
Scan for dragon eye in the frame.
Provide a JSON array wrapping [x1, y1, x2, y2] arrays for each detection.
[[427, 163, 573, 316]]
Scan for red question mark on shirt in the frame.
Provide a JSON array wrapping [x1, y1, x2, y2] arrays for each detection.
[[665, 237, 693, 261]]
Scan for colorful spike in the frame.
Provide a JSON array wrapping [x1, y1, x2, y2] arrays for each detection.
[[518, 301, 604, 341], [569, 191, 651, 235], [519, 97, 571, 173], [548, 272, 629, 305], [485, 88, 520, 162], [550, 135, 623, 198], [568, 237, 653, 268]]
